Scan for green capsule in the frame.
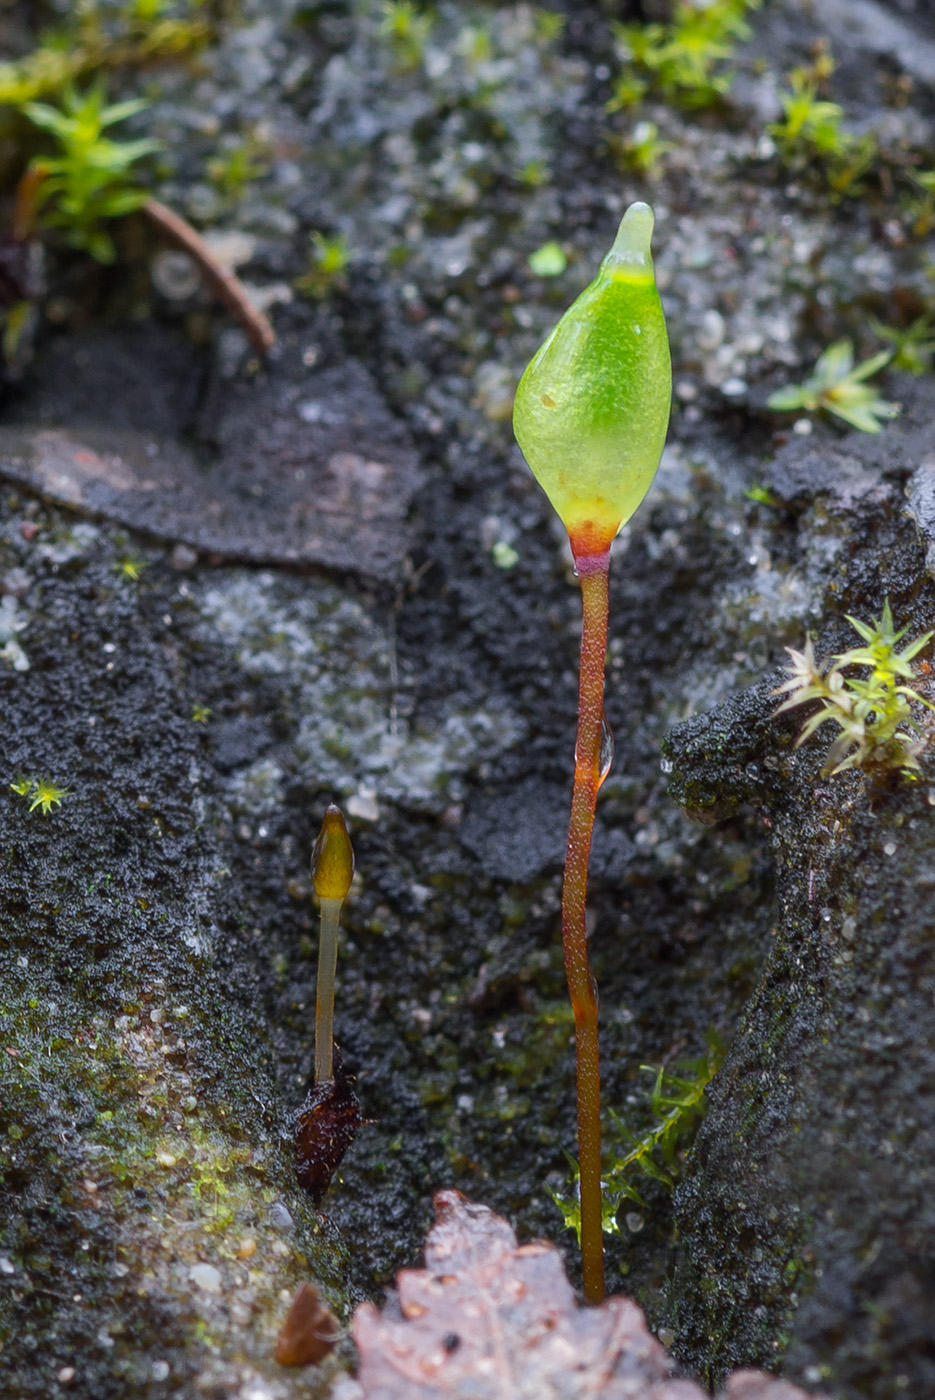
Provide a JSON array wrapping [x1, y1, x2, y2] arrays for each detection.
[[513, 202, 671, 558]]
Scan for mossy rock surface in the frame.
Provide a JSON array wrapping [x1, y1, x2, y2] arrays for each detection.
[[666, 387, 935, 1397], [3, 1, 935, 1397]]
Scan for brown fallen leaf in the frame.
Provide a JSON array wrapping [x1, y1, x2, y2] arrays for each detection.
[[0, 358, 423, 583], [275, 1282, 339, 1367], [295, 1050, 364, 1206], [351, 1191, 825, 1400], [719, 1375, 819, 1400]]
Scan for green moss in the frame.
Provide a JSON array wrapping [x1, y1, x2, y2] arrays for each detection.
[[607, 0, 760, 113], [0, 2, 210, 108]]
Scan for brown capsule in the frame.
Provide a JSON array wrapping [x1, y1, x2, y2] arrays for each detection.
[[274, 1282, 339, 1367]]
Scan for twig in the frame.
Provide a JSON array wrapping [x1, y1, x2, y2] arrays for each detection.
[[142, 196, 275, 355]]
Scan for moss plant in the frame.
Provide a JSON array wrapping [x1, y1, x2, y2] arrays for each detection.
[[768, 58, 878, 201], [513, 201, 671, 1301], [608, 0, 759, 112], [0, 5, 210, 108], [775, 602, 933, 777], [10, 774, 68, 814], [295, 231, 352, 300], [868, 312, 935, 376], [295, 803, 363, 1205], [766, 339, 898, 434], [310, 802, 355, 1084], [20, 81, 160, 263], [551, 1035, 724, 1237]]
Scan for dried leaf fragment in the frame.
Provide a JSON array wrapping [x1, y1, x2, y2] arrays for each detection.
[[275, 1282, 339, 1367], [352, 1191, 825, 1400], [295, 1050, 363, 1205]]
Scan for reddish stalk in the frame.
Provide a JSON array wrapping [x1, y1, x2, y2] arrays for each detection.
[[564, 536, 611, 1304], [12, 164, 49, 243]]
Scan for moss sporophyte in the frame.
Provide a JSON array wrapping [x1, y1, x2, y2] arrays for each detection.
[[513, 201, 671, 1302], [310, 803, 355, 1086], [294, 803, 363, 1206]]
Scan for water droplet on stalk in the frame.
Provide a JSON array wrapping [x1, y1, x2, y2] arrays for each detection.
[[598, 714, 614, 787]]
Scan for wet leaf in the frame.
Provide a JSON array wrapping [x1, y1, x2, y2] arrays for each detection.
[[352, 1191, 822, 1399]]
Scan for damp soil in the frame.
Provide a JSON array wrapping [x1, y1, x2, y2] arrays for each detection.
[[2, 1, 935, 1398]]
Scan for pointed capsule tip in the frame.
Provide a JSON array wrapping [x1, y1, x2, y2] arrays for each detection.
[[604, 201, 655, 275]]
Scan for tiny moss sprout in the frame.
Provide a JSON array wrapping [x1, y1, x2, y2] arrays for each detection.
[[610, 120, 673, 178], [191, 704, 212, 724], [10, 774, 69, 814], [517, 158, 549, 189], [775, 602, 934, 777], [31, 776, 67, 815], [904, 166, 935, 237], [295, 231, 352, 299], [206, 132, 270, 202], [527, 241, 567, 277], [867, 313, 935, 376], [114, 553, 147, 580], [311, 803, 355, 1085], [533, 9, 565, 44], [513, 201, 671, 1302], [767, 339, 899, 434], [378, 0, 435, 71], [20, 81, 160, 264], [768, 64, 843, 154]]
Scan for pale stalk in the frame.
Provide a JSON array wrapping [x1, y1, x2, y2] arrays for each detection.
[[314, 897, 344, 1084]]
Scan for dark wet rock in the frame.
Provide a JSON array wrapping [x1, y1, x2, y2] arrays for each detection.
[[2, 324, 205, 438], [458, 776, 568, 882], [905, 454, 935, 580], [664, 407, 935, 1398], [763, 379, 935, 518], [662, 682, 782, 823], [0, 502, 350, 1399], [210, 712, 275, 773]]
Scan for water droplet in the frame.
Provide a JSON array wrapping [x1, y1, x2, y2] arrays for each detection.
[[598, 714, 614, 787], [660, 757, 674, 775]]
